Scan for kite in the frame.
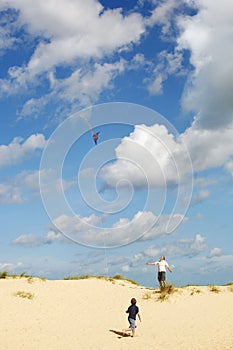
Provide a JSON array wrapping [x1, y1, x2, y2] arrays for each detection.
[[80, 115, 100, 145], [92, 131, 100, 145]]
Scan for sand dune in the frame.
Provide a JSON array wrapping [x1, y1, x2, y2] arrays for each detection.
[[0, 277, 232, 350]]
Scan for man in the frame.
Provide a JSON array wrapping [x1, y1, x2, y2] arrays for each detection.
[[146, 256, 172, 289]]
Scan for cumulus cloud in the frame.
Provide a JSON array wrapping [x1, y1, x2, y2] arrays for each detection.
[[0, 0, 149, 118], [144, 233, 207, 258], [0, 0, 145, 80], [0, 9, 19, 53], [100, 123, 193, 188], [207, 247, 223, 258], [11, 231, 67, 247], [190, 189, 210, 206], [11, 234, 43, 247], [0, 168, 75, 204], [47, 211, 187, 247], [100, 119, 233, 190], [178, 0, 233, 130], [224, 159, 233, 178], [0, 134, 46, 167], [146, 49, 185, 95], [0, 261, 23, 271], [0, 183, 22, 204], [13, 210, 187, 248], [180, 124, 233, 172]]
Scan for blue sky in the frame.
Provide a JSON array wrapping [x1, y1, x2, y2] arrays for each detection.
[[0, 0, 232, 287]]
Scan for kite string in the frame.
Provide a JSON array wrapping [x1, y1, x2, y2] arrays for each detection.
[[80, 114, 94, 135], [100, 216, 109, 278]]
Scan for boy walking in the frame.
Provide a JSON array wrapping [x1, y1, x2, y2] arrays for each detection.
[[123, 298, 141, 337]]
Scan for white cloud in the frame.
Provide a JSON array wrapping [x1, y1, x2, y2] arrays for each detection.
[[11, 231, 67, 247], [11, 234, 43, 247], [146, 49, 185, 95], [207, 247, 223, 258], [191, 189, 210, 206], [180, 124, 233, 172], [0, 262, 23, 271], [100, 119, 233, 191], [178, 0, 233, 129], [121, 265, 130, 272], [1, 0, 145, 79], [47, 211, 187, 247], [23, 169, 76, 195], [224, 159, 233, 178], [0, 183, 22, 204], [53, 60, 126, 107], [18, 59, 126, 119], [44, 230, 64, 244], [0, 9, 19, 53], [14, 210, 187, 248], [139, 214, 188, 241], [146, 0, 182, 36], [0, 168, 75, 204], [0, 133, 46, 167], [101, 123, 193, 188], [144, 233, 208, 258]]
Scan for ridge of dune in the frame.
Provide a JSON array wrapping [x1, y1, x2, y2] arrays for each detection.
[[0, 277, 232, 350]]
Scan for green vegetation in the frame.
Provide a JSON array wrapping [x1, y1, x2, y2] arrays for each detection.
[[0, 271, 8, 279], [0, 271, 46, 282], [112, 274, 139, 285], [190, 288, 201, 296], [64, 274, 139, 285], [208, 284, 220, 293], [181, 284, 200, 288], [224, 281, 233, 286], [156, 283, 177, 302], [14, 291, 34, 300]]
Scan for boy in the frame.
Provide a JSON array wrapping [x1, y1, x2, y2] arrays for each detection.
[[123, 298, 141, 337]]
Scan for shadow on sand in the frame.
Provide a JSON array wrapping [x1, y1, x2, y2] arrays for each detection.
[[109, 329, 131, 338]]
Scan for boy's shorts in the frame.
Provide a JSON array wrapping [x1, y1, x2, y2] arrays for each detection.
[[128, 318, 136, 329]]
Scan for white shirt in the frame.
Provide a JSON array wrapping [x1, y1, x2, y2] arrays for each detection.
[[155, 260, 169, 272]]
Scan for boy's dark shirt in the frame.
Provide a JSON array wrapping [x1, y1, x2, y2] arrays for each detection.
[[126, 304, 139, 320]]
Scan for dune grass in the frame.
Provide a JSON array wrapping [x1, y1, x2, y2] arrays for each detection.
[[64, 274, 139, 285], [208, 284, 220, 293], [14, 291, 34, 300], [190, 287, 201, 296], [157, 283, 177, 302], [224, 281, 233, 286], [142, 283, 177, 302], [0, 271, 46, 283]]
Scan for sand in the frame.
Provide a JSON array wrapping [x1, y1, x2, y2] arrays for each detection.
[[0, 277, 232, 350]]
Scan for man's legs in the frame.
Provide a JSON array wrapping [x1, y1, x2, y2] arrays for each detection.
[[158, 272, 166, 290]]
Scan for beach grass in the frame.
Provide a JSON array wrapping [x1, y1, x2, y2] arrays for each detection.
[[64, 274, 139, 285], [208, 284, 220, 293], [14, 291, 34, 300]]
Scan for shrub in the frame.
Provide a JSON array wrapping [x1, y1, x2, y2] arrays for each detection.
[[156, 283, 177, 302], [64, 274, 91, 280], [0, 271, 8, 279], [190, 288, 201, 296], [208, 285, 220, 293], [224, 281, 233, 286]]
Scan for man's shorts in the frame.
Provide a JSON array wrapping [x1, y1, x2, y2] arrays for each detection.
[[128, 317, 136, 329], [158, 271, 166, 281]]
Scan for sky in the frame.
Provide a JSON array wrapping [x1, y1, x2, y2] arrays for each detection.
[[0, 0, 232, 287]]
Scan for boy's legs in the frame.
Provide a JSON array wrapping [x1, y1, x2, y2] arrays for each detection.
[[123, 318, 136, 336]]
